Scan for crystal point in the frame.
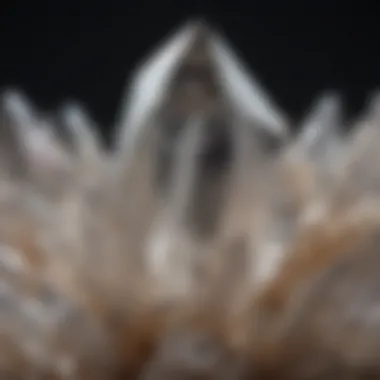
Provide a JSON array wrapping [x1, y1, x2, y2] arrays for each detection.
[[116, 21, 288, 149]]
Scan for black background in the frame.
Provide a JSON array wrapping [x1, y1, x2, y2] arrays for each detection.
[[0, 0, 379, 136]]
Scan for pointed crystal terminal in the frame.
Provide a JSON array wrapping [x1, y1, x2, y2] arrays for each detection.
[[61, 102, 101, 159], [299, 92, 341, 142], [116, 20, 288, 150], [295, 92, 342, 159], [1, 89, 37, 133]]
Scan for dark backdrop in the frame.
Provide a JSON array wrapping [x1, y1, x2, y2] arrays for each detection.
[[0, 0, 379, 137]]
